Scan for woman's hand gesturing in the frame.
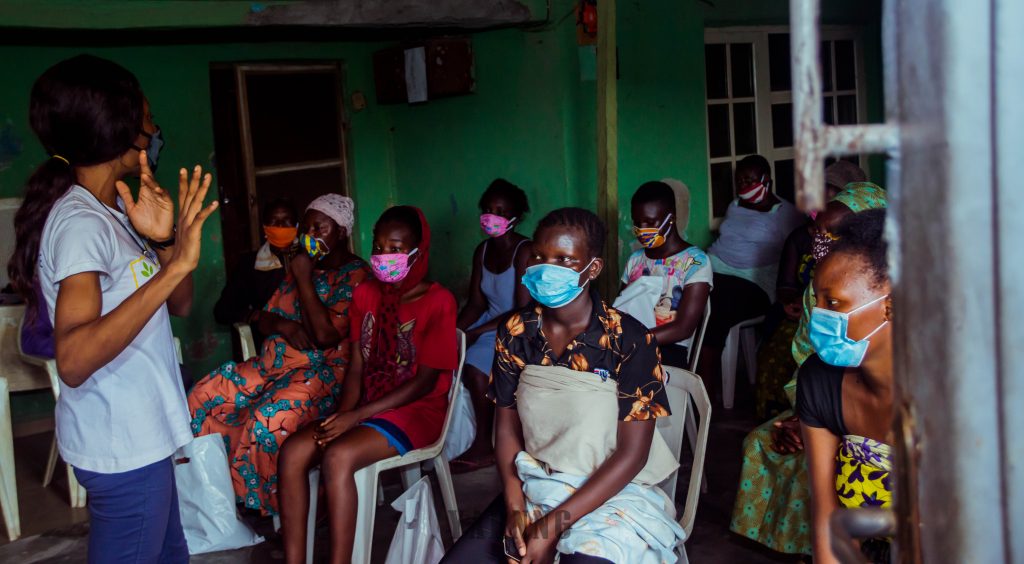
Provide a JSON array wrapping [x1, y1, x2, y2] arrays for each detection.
[[166, 165, 219, 276], [115, 149, 175, 241]]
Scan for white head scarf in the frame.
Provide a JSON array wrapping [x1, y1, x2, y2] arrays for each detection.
[[659, 178, 690, 237], [306, 193, 354, 234]]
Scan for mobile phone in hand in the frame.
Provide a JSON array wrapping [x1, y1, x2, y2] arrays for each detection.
[[503, 535, 522, 562]]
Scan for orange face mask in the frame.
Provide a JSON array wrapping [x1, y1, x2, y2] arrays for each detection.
[[264, 225, 297, 248]]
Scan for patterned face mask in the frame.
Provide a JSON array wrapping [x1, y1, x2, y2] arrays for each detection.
[[738, 174, 769, 203], [632, 214, 672, 249], [371, 248, 419, 283], [300, 233, 331, 260], [480, 213, 516, 237], [812, 231, 839, 261]]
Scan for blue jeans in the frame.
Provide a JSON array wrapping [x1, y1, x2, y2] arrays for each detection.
[[74, 457, 188, 564]]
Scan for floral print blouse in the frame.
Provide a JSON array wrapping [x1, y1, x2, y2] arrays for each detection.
[[489, 288, 671, 421]]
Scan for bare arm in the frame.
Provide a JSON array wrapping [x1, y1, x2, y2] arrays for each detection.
[[55, 269, 187, 386], [650, 282, 710, 346], [289, 253, 341, 348], [802, 422, 842, 564], [457, 243, 488, 331], [55, 168, 217, 386], [316, 362, 441, 444], [496, 406, 527, 510], [254, 309, 314, 351], [776, 226, 805, 304], [352, 365, 439, 419], [155, 247, 193, 316], [496, 405, 530, 560], [338, 346, 363, 412]]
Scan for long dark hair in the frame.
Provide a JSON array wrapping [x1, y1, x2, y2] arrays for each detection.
[[8, 54, 144, 313]]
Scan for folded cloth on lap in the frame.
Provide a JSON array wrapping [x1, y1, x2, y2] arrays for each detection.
[[516, 452, 685, 563], [515, 364, 678, 486]]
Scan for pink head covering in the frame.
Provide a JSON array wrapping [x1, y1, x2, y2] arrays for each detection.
[[306, 194, 354, 233]]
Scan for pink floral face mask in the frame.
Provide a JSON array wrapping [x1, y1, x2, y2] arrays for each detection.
[[480, 213, 516, 237], [370, 248, 418, 283]]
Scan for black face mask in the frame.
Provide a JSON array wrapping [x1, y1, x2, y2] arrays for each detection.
[[133, 128, 164, 172]]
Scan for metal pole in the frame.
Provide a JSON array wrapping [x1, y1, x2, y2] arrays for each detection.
[[789, 0, 825, 213]]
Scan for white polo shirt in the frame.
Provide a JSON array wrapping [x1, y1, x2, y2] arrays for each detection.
[[38, 185, 192, 474]]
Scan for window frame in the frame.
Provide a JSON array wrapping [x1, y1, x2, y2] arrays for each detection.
[[703, 26, 869, 228]]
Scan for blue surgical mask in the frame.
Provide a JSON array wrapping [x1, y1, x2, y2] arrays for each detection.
[[145, 129, 164, 171], [134, 128, 164, 172], [521, 259, 596, 309], [809, 294, 889, 367]]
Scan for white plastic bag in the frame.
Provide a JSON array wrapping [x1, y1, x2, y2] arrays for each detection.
[[443, 382, 476, 460], [384, 477, 445, 564], [612, 275, 662, 328], [173, 433, 264, 554]]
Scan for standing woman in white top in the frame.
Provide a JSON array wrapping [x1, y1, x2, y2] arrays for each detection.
[[6, 55, 218, 563]]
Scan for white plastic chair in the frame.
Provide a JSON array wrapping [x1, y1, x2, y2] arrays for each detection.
[[234, 322, 258, 361], [720, 315, 764, 409], [15, 314, 87, 509], [655, 366, 712, 564], [671, 300, 710, 494], [0, 375, 19, 541], [685, 301, 711, 373], [300, 329, 467, 564]]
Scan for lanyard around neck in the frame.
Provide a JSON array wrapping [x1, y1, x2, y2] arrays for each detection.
[[84, 188, 158, 264]]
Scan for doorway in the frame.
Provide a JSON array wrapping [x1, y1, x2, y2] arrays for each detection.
[[209, 62, 351, 273]]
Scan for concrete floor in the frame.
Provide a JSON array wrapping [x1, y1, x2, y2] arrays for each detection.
[[0, 378, 804, 563]]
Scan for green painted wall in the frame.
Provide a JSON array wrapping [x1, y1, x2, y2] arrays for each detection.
[[0, 0, 883, 377], [617, 0, 713, 256], [384, 14, 590, 300]]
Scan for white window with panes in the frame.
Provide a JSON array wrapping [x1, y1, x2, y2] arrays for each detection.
[[704, 27, 868, 225]]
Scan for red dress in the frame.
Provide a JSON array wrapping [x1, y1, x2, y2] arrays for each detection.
[[351, 281, 459, 453]]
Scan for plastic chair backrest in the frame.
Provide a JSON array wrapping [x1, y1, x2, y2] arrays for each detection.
[[15, 310, 61, 399], [687, 300, 711, 372], [234, 322, 258, 361], [424, 329, 467, 452], [658, 366, 711, 539]]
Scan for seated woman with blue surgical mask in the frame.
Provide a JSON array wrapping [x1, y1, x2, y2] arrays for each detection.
[[795, 209, 893, 564], [442, 207, 685, 564]]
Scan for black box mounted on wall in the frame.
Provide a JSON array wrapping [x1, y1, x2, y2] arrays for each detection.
[[373, 37, 475, 105]]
